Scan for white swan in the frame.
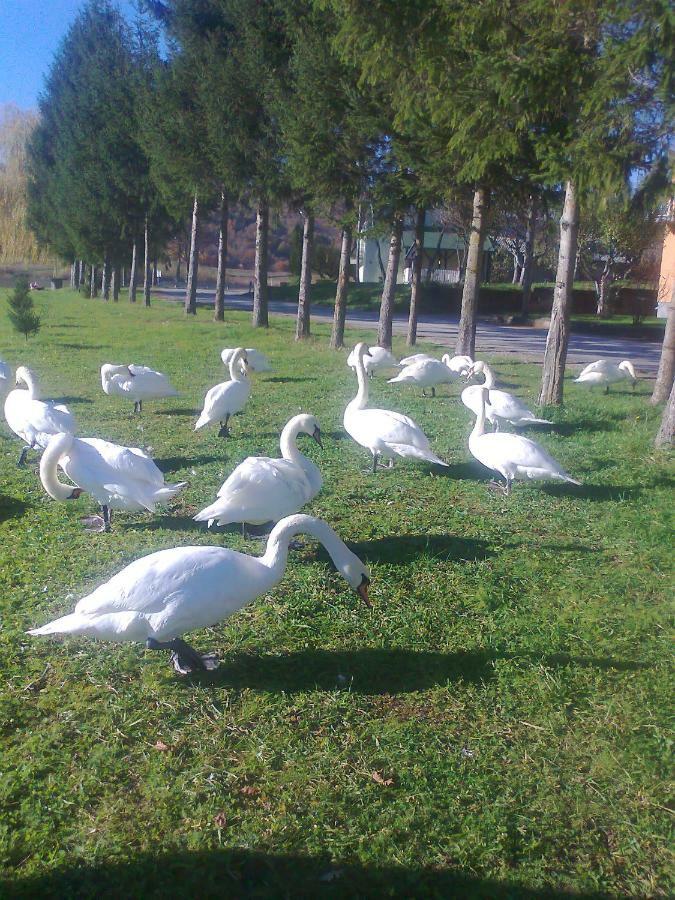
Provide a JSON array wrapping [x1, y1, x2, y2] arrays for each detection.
[[0, 358, 11, 400], [347, 345, 398, 377], [4, 366, 76, 465], [194, 414, 323, 529], [345, 343, 448, 471], [101, 364, 179, 413], [397, 353, 473, 376], [462, 361, 552, 430], [468, 387, 580, 495], [574, 359, 637, 392], [40, 431, 187, 532], [388, 356, 458, 397], [221, 347, 272, 372], [398, 352, 436, 367], [28, 514, 371, 674], [195, 347, 251, 436]]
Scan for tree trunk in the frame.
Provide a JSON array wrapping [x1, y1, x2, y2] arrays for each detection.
[[654, 375, 674, 447], [651, 305, 675, 404], [129, 240, 138, 303], [596, 268, 613, 318], [111, 265, 120, 301], [185, 192, 200, 315], [78, 260, 85, 290], [407, 206, 425, 346], [214, 192, 228, 322], [354, 203, 362, 283], [252, 200, 269, 328], [456, 186, 489, 357], [101, 254, 111, 300], [121, 267, 126, 288], [538, 180, 579, 406], [90, 265, 98, 298], [70, 261, 76, 289], [175, 251, 182, 286], [296, 211, 315, 340], [152, 260, 158, 287], [143, 217, 151, 308], [512, 256, 522, 284], [520, 195, 536, 316], [377, 211, 404, 349], [330, 223, 352, 349]]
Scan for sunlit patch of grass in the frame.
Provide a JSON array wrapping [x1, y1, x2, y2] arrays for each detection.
[[0, 290, 672, 897]]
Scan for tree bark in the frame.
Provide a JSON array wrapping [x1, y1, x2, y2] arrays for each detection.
[[354, 203, 362, 283], [595, 267, 613, 318], [407, 206, 425, 346], [456, 186, 489, 357], [152, 260, 158, 287], [175, 251, 182, 287], [111, 265, 120, 301], [651, 305, 675, 404], [520, 195, 536, 316], [101, 254, 111, 300], [377, 211, 404, 349], [143, 217, 151, 308], [538, 180, 579, 406], [129, 240, 138, 303], [330, 223, 352, 349], [185, 192, 200, 315], [89, 265, 98, 298], [296, 211, 315, 340], [654, 375, 674, 447], [70, 261, 76, 289], [252, 199, 269, 327], [214, 192, 228, 322], [78, 260, 85, 290]]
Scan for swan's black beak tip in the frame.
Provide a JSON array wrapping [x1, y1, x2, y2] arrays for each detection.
[[312, 426, 323, 449]]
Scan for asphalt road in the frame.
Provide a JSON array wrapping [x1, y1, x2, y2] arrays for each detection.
[[157, 287, 663, 374]]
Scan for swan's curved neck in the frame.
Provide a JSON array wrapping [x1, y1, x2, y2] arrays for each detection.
[[470, 391, 488, 442], [229, 355, 247, 382], [20, 370, 39, 399], [40, 433, 78, 500], [261, 514, 352, 577], [480, 364, 496, 389], [279, 421, 305, 465], [351, 352, 369, 409]]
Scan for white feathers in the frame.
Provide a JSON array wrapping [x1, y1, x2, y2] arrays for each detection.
[[100, 364, 179, 406], [4, 366, 76, 449], [195, 348, 251, 431], [462, 361, 552, 429], [347, 345, 398, 376], [221, 347, 272, 372], [574, 359, 637, 390]]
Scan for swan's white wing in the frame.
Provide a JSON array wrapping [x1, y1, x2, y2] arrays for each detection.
[[578, 359, 612, 377], [487, 390, 538, 421], [199, 456, 311, 522], [197, 379, 250, 425], [347, 407, 431, 451], [81, 438, 164, 485], [477, 433, 566, 473], [127, 365, 178, 397], [399, 353, 435, 367]]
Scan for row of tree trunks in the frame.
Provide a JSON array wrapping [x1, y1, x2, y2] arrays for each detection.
[[406, 206, 425, 346], [377, 211, 404, 349], [185, 192, 200, 315], [330, 222, 352, 349], [253, 200, 269, 328], [214, 191, 228, 322], [295, 210, 314, 340], [456, 186, 489, 358], [538, 179, 579, 406]]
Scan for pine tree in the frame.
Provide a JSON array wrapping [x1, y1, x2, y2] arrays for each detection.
[[7, 280, 40, 340]]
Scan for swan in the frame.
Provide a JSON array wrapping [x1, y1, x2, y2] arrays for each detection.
[[398, 352, 436, 367], [221, 347, 272, 372], [195, 347, 251, 436], [28, 514, 372, 674], [347, 345, 398, 377], [101, 364, 179, 413], [574, 359, 637, 392], [0, 358, 10, 400], [468, 387, 580, 495], [40, 431, 187, 532], [4, 366, 76, 465], [388, 356, 458, 397], [345, 343, 448, 471], [194, 414, 323, 530], [462, 361, 552, 430], [397, 353, 473, 376]]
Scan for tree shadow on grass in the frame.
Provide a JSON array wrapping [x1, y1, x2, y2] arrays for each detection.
[[122, 515, 201, 533], [265, 376, 313, 383], [54, 395, 93, 405], [435, 461, 484, 481], [154, 407, 200, 417], [0, 848, 613, 899], [541, 483, 642, 501], [0, 495, 28, 522], [346, 534, 491, 565], [155, 454, 223, 471], [57, 342, 104, 350], [546, 418, 619, 436]]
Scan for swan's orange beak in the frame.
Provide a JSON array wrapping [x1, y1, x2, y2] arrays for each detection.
[[356, 576, 372, 608]]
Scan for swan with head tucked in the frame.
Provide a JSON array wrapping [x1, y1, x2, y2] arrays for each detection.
[[345, 343, 448, 471], [388, 355, 459, 397], [40, 431, 187, 532], [468, 387, 580, 495], [100, 364, 179, 413], [4, 366, 76, 465], [462, 360, 552, 430], [574, 359, 637, 392], [195, 348, 251, 437], [347, 345, 398, 377], [28, 514, 372, 674], [397, 353, 473, 376], [194, 414, 323, 530], [221, 347, 272, 372]]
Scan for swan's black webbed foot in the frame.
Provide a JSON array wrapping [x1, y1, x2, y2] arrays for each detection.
[[17, 446, 30, 466], [218, 423, 230, 438], [146, 637, 219, 675]]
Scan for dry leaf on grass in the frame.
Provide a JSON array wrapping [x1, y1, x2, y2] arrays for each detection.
[[153, 740, 170, 751], [213, 812, 227, 828], [371, 771, 394, 786], [239, 785, 261, 797]]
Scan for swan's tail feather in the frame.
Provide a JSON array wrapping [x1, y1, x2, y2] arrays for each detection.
[[29, 609, 146, 640], [194, 412, 209, 430], [387, 443, 448, 466], [561, 474, 582, 485], [194, 500, 233, 525], [28, 613, 92, 636], [152, 481, 187, 503], [518, 416, 553, 426], [387, 375, 407, 384]]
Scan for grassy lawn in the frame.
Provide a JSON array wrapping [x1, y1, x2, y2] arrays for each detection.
[[0, 290, 672, 898]]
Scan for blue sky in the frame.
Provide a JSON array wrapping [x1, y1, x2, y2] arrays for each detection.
[[0, 0, 139, 110]]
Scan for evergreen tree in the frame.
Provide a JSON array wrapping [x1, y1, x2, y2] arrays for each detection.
[[7, 280, 40, 340]]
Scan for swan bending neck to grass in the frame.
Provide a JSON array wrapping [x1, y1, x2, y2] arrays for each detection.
[[4, 366, 76, 465], [40, 431, 187, 532], [194, 413, 323, 533], [344, 342, 448, 472], [468, 387, 580, 495], [28, 514, 372, 674], [574, 359, 637, 393], [462, 360, 552, 430]]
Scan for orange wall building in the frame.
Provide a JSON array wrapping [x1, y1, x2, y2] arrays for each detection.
[[657, 197, 675, 317]]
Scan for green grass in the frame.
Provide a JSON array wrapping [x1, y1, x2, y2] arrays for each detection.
[[0, 291, 673, 898]]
